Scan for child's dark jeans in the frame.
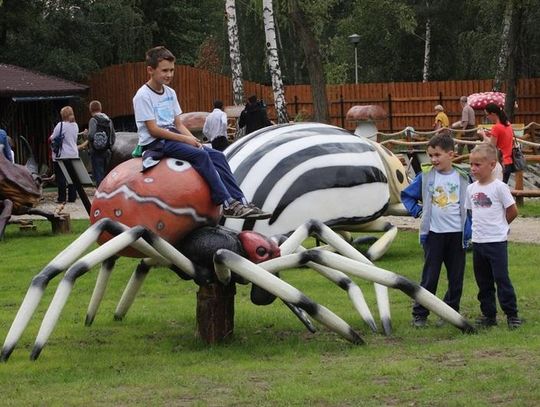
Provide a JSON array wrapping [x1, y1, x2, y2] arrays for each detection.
[[412, 231, 465, 318], [472, 241, 518, 318]]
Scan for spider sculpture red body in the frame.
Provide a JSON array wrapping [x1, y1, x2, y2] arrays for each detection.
[[90, 157, 221, 256]]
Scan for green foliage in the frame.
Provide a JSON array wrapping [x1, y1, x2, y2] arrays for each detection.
[[0, 0, 539, 83], [0, 221, 539, 405]]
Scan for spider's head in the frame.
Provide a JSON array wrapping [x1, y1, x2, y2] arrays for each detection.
[[238, 231, 281, 264]]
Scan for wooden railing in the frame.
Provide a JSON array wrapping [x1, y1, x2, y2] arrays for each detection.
[[376, 122, 540, 206]]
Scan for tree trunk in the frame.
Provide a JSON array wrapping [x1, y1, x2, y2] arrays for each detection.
[[225, 0, 244, 106], [289, 0, 329, 123], [504, 2, 523, 122], [493, 1, 514, 91], [196, 283, 236, 343], [422, 3, 431, 83], [262, 0, 289, 124]]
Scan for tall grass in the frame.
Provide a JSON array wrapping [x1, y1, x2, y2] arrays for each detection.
[[1, 220, 539, 406]]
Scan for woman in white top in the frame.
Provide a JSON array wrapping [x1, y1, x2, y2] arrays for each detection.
[[50, 106, 80, 202]]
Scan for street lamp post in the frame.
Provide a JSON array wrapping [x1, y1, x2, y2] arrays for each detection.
[[348, 34, 360, 84]]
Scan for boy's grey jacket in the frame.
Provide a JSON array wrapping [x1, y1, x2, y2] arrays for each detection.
[[401, 163, 472, 248]]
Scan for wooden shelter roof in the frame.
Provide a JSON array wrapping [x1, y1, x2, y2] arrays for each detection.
[[0, 64, 88, 98]]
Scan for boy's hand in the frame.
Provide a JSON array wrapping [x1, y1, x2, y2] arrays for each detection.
[[182, 134, 202, 148]]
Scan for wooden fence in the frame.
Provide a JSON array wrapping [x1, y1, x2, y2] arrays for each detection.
[[85, 62, 540, 132]]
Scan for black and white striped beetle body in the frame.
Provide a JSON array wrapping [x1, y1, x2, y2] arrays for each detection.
[[223, 123, 409, 239]]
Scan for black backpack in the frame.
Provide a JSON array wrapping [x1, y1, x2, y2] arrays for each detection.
[[92, 116, 114, 151]]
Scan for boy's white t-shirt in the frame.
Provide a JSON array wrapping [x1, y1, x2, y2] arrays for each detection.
[[133, 84, 182, 146], [429, 169, 462, 233], [465, 179, 515, 243]]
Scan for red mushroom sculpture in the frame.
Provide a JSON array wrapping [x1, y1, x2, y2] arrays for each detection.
[[346, 105, 387, 140], [468, 92, 505, 110]]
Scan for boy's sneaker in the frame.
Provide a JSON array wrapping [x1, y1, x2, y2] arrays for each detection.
[[507, 316, 522, 330], [475, 315, 497, 328], [222, 200, 255, 219], [412, 316, 427, 328], [245, 203, 272, 220]]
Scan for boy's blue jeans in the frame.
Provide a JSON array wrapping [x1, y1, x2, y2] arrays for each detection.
[[412, 231, 465, 318], [472, 241, 518, 318], [162, 140, 244, 205]]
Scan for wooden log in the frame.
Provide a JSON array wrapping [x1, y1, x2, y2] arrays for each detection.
[[50, 213, 71, 234], [514, 172, 524, 206], [511, 190, 540, 197], [196, 283, 236, 344]]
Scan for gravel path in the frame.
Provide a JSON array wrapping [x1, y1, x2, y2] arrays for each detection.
[[11, 189, 540, 244], [385, 216, 540, 244]]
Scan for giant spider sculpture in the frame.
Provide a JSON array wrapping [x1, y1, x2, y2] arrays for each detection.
[[1, 157, 474, 361]]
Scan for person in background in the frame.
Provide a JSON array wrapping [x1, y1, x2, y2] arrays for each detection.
[[49, 106, 80, 203], [465, 143, 521, 329], [0, 129, 14, 163], [453, 96, 476, 155], [478, 103, 514, 184], [433, 105, 449, 130], [238, 95, 272, 134], [401, 134, 472, 328], [203, 100, 229, 151], [86, 100, 115, 186]]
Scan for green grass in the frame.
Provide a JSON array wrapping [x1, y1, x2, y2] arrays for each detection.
[[518, 198, 540, 217], [1, 220, 539, 406]]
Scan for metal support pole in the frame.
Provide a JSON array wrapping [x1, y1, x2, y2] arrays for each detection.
[[354, 46, 358, 85]]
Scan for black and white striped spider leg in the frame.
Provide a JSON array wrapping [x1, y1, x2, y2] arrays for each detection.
[[217, 248, 476, 335], [213, 250, 365, 345], [277, 219, 392, 335], [0, 220, 193, 362]]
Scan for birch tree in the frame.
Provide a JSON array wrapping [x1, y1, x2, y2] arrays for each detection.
[[422, 0, 431, 82], [225, 0, 244, 106], [493, 0, 514, 91], [262, 0, 289, 123], [288, 0, 329, 122]]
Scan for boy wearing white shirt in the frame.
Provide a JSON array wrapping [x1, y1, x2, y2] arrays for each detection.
[[465, 143, 521, 329], [401, 134, 472, 327]]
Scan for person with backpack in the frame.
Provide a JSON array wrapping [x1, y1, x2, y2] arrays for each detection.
[[86, 100, 115, 186]]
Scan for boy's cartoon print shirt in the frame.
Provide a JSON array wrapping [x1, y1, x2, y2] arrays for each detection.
[[133, 84, 182, 146], [429, 170, 461, 233]]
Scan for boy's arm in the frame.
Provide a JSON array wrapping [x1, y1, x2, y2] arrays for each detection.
[[506, 203, 518, 224], [145, 118, 201, 148], [400, 173, 423, 218], [87, 117, 97, 141]]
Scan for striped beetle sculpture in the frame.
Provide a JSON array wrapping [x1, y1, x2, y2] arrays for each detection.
[[222, 122, 417, 334], [1, 125, 475, 361], [223, 122, 409, 260]]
